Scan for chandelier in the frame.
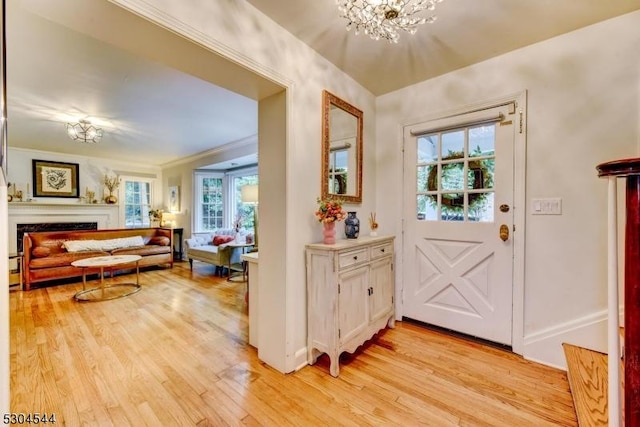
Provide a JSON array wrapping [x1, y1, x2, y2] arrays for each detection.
[[65, 119, 103, 143], [336, 0, 443, 43]]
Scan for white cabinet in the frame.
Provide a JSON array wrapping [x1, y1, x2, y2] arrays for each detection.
[[306, 236, 395, 377]]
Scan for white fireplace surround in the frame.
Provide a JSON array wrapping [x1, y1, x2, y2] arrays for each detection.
[[8, 202, 120, 254]]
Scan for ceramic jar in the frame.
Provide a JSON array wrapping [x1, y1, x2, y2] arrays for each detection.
[[344, 212, 360, 239]]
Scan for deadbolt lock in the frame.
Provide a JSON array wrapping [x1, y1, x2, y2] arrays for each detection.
[[499, 224, 509, 242], [499, 204, 510, 213]]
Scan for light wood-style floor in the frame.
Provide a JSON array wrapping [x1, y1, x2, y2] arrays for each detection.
[[10, 262, 578, 426]]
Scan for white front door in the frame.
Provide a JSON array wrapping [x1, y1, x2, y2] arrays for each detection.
[[403, 104, 516, 345]]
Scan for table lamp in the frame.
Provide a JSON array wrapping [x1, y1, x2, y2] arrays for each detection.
[[241, 184, 259, 248], [161, 212, 175, 228]]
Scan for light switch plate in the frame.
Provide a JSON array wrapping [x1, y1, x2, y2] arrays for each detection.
[[531, 198, 562, 215]]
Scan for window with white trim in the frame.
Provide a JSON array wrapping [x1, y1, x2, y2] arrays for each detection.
[[194, 172, 225, 232], [230, 169, 258, 231], [193, 167, 258, 233], [120, 177, 154, 228]]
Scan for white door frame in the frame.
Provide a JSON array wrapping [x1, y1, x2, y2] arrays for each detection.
[[397, 91, 527, 355]]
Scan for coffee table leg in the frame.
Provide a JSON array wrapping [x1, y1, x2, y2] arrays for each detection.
[[82, 268, 87, 291], [136, 261, 140, 286]]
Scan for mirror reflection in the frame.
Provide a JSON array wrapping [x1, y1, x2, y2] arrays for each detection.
[[322, 90, 363, 203]]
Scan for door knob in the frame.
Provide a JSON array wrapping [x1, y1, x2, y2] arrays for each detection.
[[499, 224, 509, 241]]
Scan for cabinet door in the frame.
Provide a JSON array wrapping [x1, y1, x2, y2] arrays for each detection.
[[369, 257, 394, 323], [338, 266, 369, 345]]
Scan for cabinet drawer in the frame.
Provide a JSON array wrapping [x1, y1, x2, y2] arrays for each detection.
[[338, 248, 369, 269], [371, 241, 393, 259]]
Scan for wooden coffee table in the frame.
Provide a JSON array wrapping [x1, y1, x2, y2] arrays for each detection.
[[72, 255, 142, 302]]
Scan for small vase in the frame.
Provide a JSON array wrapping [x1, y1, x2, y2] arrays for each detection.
[[344, 212, 360, 239], [105, 192, 118, 204], [323, 221, 336, 244]]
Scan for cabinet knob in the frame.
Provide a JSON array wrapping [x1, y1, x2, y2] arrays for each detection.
[[353, 256, 358, 260], [381, 248, 385, 253]]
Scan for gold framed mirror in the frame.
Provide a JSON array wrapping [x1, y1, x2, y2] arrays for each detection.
[[322, 90, 363, 203]]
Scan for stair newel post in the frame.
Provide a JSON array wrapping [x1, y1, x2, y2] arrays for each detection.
[[625, 174, 640, 425], [607, 176, 621, 427], [597, 157, 640, 426]]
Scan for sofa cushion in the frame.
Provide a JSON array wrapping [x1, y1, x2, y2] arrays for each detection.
[[32, 246, 51, 258], [188, 245, 222, 260], [63, 236, 145, 252], [213, 235, 235, 246], [112, 246, 171, 256], [29, 251, 110, 269]]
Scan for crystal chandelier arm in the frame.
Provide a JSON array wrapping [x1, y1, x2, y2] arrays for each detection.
[[337, 0, 443, 43]]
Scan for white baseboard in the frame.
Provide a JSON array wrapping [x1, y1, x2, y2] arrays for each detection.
[[522, 309, 608, 370], [295, 310, 616, 372], [294, 347, 309, 372]]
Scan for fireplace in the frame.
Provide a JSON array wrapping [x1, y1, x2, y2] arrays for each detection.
[[8, 202, 119, 254], [17, 222, 98, 253]]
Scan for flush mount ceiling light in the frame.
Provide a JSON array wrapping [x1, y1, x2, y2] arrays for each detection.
[[336, 0, 443, 43], [65, 119, 103, 143]]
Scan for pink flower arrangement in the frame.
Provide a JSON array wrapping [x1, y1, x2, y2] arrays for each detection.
[[315, 196, 347, 223]]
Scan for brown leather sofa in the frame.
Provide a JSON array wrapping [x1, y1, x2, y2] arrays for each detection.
[[22, 228, 173, 290]]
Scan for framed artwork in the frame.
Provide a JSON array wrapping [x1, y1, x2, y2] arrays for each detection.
[[168, 185, 180, 212], [32, 159, 79, 198]]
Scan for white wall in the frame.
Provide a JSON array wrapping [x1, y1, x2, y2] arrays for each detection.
[[377, 11, 640, 368], [113, 0, 378, 372], [6, 147, 162, 208]]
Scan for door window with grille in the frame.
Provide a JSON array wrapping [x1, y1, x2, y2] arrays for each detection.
[[417, 124, 496, 222]]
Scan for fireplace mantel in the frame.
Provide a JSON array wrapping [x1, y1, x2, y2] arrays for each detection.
[[8, 202, 120, 253], [8, 202, 119, 208]]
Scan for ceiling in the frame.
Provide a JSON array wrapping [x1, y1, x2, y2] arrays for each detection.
[[6, 0, 279, 167], [247, 0, 640, 96], [6, 0, 640, 167]]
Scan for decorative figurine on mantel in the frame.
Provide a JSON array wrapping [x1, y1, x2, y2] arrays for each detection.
[[85, 189, 96, 204], [6, 183, 24, 202], [103, 174, 120, 204]]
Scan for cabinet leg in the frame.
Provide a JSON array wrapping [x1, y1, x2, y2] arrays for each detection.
[[388, 316, 396, 329], [308, 348, 320, 365], [329, 352, 340, 377]]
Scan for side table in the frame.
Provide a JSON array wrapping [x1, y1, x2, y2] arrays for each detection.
[[227, 243, 253, 282], [171, 228, 184, 261]]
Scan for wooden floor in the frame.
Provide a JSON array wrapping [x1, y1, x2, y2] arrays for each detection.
[[10, 262, 578, 426]]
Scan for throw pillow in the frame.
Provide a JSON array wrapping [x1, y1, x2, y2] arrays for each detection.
[[63, 236, 145, 252], [32, 246, 51, 258], [212, 235, 235, 246], [149, 236, 170, 246]]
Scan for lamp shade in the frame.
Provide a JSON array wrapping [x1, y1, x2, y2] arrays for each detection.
[[241, 185, 259, 204], [161, 212, 176, 227]]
